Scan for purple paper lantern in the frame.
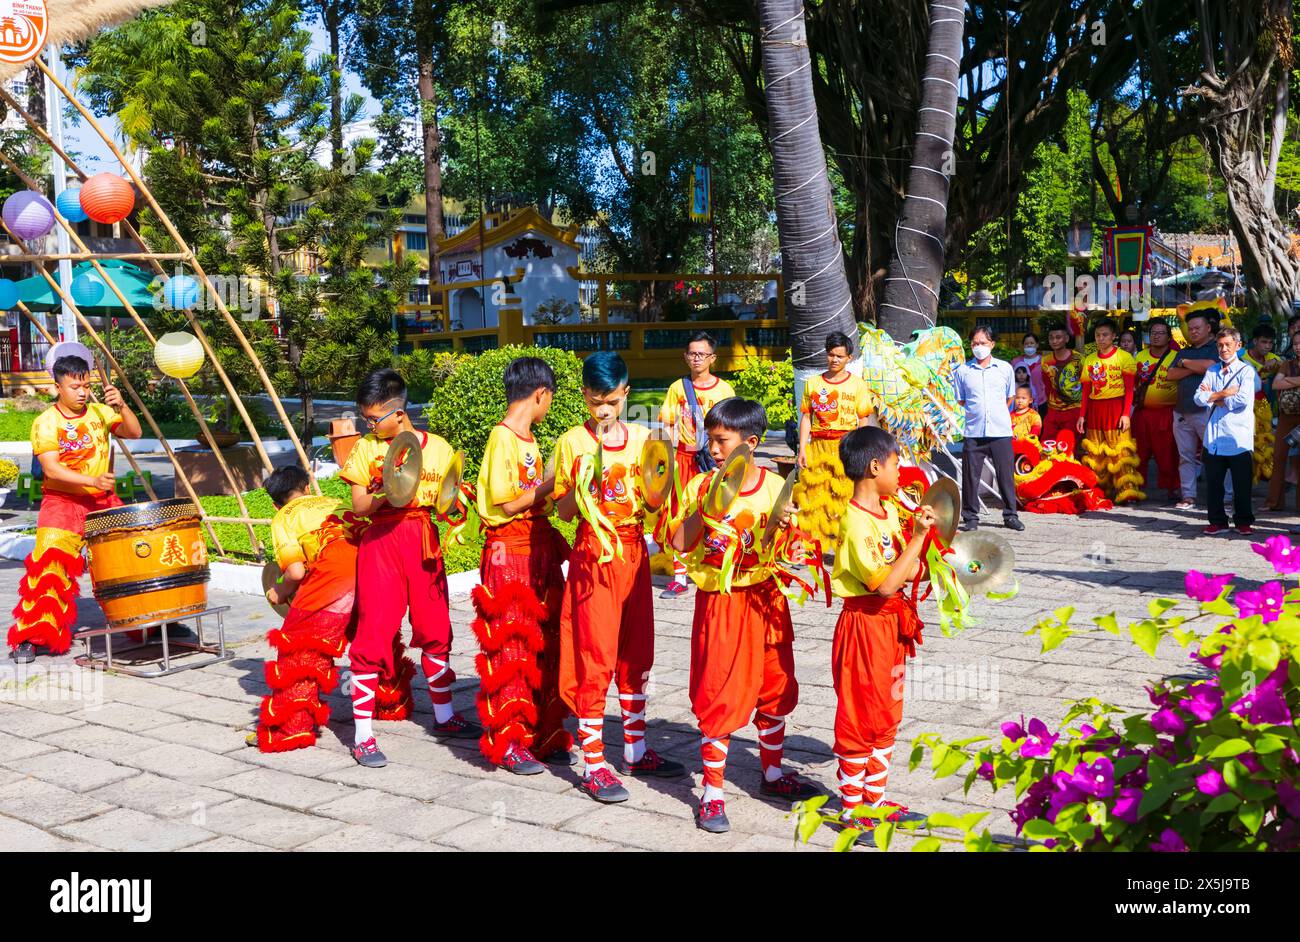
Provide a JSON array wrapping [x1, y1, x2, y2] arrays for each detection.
[[2, 190, 56, 241]]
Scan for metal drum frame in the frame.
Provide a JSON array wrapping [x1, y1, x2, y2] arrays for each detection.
[[74, 606, 233, 678]]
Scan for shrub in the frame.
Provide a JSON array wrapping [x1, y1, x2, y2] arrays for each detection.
[[422, 345, 587, 477], [397, 349, 468, 403], [0, 457, 17, 488], [662, 295, 693, 323], [533, 296, 576, 326], [0, 406, 36, 442], [731, 356, 794, 429]]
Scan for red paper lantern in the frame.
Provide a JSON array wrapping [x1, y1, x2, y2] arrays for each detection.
[[80, 173, 135, 224]]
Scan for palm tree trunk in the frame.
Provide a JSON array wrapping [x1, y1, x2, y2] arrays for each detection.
[[417, 44, 446, 279], [758, 0, 856, 373], [878, 0, 966, 339]]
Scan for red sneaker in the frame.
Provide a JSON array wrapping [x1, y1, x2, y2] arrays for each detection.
[[577, 767, 630, 804], [659, 581, 689, 598], [619, 748, 687, 778], [759, 771, 822, 801], [696, 798, 730, 833], [1236, 525, 1254, 536], [431, 712, 482, 739], [1203, 525, 1227, 535]]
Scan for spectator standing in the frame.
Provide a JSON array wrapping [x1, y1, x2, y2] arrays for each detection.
[[1166, 310, 1221, 510], [1195, 327, 1258, 535], [1266, 321, 1300, 511], [1011, 333, 1047, 413], [954, 325, 1023, 532]]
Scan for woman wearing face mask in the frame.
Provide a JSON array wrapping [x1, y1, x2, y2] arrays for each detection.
[[1011, 333, 1047, 414]]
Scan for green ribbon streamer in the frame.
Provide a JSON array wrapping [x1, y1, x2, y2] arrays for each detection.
[[574, 453, 621, 563]]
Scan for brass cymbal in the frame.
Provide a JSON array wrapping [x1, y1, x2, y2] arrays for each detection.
[[639, 437, 674, 512], [948, 531, 1016, 592], [261, 560, 290, 618], [703, 443, 751, 518], [761, 466, 800, 550], [918, 477, 961, 546], [437, 450, 464, 516], [382, 430, 422, 508]]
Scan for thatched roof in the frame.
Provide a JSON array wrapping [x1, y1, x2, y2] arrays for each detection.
[[0, 0, 175, 81]]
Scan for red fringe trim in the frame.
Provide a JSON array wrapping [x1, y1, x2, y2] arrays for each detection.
[[470, 615, 546, 655], [264, 660, 338, 693], [471, 581, 548, 624], [267, 626, 348, 659], [256, 725, 318, 753], [534, 726, 574, 756], [12, 593, 74, 628], [479, 721, 534, 765], [473, 651, 542, 695], [20, 570, 76, 599], [26, 546, 83, 581], [375, 699, 413, 721]]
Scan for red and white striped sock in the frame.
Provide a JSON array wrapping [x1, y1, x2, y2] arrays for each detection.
[[836, 753, 867, 814], [619, 692, 646, 763], [420, 651, 455, 724], [755, 713, 786, 782], [863, 743, 895, 806], [577, 716, 605, 775], [351, 672, 377, 745], [700, 733, 729, 802]]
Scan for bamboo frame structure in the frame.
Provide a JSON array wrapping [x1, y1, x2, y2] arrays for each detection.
[[0, 150, 263, 556]]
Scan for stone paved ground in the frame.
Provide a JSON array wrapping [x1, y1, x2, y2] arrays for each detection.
[[0, 493, 1287, 852]]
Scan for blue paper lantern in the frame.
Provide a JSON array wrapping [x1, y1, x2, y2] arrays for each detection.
[[55, 189, 89, 224], [71, 273, 106, 307], [0, 279, 17, 310], [163, 275, 201, 310]]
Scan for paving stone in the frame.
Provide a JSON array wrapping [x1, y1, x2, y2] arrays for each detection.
[[87, 772, 237, 820], [147, 719, 249, 754], [0, 811, 102, 851], [435, 816, 631, 852], [56, 808, 213, 851], [200, 798, 339, 849], [0, 730, 57, 763], [209, 767, 357, 810], [0, 704, 85, 738], [312, 789, 478, 841], [294, 824, 450, 853], [125, 743, 251, 783], [39, 725, 164, 762], [5, 750, 138, 793], [0, 777, 115, 828], [185, 835, 279, 852]]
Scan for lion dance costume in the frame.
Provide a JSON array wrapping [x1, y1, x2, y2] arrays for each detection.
[[1012, 432, 1112, 514], [856, 326, 966, 463], [1244, 351, 1278, 484], [1078, 347, 1145, 504], [9, 402, 123, 656], [795, 372, 878, 549], [472, 424, 573, 765]]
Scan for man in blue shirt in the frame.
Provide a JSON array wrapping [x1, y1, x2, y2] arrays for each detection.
[[954, 325, 1023, 532], [1194, 327, 1258, 535]]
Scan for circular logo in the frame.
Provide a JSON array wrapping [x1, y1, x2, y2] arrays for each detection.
[[133, 540, 152, 559], [0, 0, 49, 66]]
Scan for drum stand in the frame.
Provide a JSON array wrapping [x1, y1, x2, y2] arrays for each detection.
[[74, 607, 234, 678]]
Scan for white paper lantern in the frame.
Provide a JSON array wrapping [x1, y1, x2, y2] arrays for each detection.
[[153, 331, 206, 379]]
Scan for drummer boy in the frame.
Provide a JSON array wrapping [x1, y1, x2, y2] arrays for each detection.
[[9, 350, 141, 664]]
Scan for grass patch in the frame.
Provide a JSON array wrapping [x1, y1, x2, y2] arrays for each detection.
[[0, 408, 37, 442]]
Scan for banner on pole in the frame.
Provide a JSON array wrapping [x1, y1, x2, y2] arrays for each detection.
[[689, 165, 711, 222]]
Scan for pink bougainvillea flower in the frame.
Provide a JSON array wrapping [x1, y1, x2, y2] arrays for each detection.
[[1239, 753, 1264, 775], [1195, 767, 1228, 797], [1001, 716, 1026, 741], [976, 761, 994, 782], [1277, 780, 1300, 817], [1181, 681, 1223, 723], [1151, 707, 1187, 736], [1229, 661, 1293, 725], [1185, 570, 1233, 603], [1079, 723, 1097, 738], [1010, 776, 1054, 832], [1251, 534, 1300, 575], [1147, 685, 1172, 709], [1068, 756, 1115, 799], [1151, 828, 1188, 853], [1020, 718, 1059, 758], [1235, 581, 1285, 623], [1112, 787, 1142, 824]]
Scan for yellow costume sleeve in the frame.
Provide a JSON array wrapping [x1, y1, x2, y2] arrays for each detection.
[[271, 505, 306, 570], [31, 408, 58, 456]]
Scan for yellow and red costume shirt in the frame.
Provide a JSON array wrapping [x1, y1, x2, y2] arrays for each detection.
[[476, 423, 551, 527], [31, 402, 122, 497], [339, 428, 455, 510], [800, 372, 877, 434], [1243, 351, 1281, 402], [1135, 347, 1180, 408], [673, 466, 783, 593], [271, 494, 354, 571], [1080, 347, 1135, 417], [1011, 408, 1042, 440], [1041, 351, 1083, 413], [659, 376, 735, 451], [553, 420, 650, 528], [831, 498, 905, 597]]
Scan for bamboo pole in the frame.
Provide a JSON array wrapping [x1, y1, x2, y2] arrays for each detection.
[[204, 515, 273, 526], [36, 60, 319, 494], [0, 252, 188, 262], [0, 84, 280, 478], [2, 220, 227, 555], [0, 150, 263, 555], [15, 302, 160, 503]]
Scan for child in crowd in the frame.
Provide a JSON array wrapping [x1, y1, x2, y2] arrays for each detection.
[[1011, 385, 1042, 441]]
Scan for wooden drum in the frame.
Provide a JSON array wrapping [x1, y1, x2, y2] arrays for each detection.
[[84, 499, 211, 628]]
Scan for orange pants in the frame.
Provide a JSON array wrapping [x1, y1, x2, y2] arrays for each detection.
[[559, 522, 654, 718], [1133, 404, 1178, 492], [690, 579, 798, 740]]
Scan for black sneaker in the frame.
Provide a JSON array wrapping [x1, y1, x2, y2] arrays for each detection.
[[1004, 518, 1025, 532], [958, 520, 978, 532], [696, 798, 730, 833], [619, 748, 687, 778], [577, 767, 630, 804], [431, 713, 482, 740], [11, 642, 35, 664], [542, 748, 578, 766], [759, 771, 822, 801], [350, 737, 388, 768], [501, 743, 545, 776]]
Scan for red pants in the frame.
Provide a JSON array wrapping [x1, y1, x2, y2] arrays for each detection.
[[832, 594, 921, 757], [9, 489, 122, 655], [1133, 405, 1177, 492], [472, 516, 573, 763], [668, 446, 704, 575], [690, 579, 798, 739], [559, 522, 654, 718], [1042, 407, 1081, 448]]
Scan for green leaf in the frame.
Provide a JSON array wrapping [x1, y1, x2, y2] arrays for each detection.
[[1208, 738, 1252, 759], [796, 810, 822, 844], [1147, 598, 1178, 618], [874, 821, 895, 852], [1254, 734, 1286, 754], [925, 812, 960, 829], [1203, 792, 1238, 815], [1067, 822, 1097, 844], [1200, 596, 1237, 617], [908, 740, 926, 772], [833, 828, 862, 852], [912, 837, 942, 852], [1054, 606, 1075, 624], [1040, 622, 1074, 652], [1248, 639, 1281, 672], [1237, 802, 1264, 835], [959, 811, 990, 832], [1129, 620, 1161, 657], [1020, 819, 1062, 841], [1093, 613, 1120, 635]]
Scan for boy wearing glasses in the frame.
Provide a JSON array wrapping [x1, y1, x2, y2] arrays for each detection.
[[658, 331, 735, 597], [339, 368, 481, 768]]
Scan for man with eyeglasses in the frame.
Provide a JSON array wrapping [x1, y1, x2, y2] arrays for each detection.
[[658, 331, 735, 596]]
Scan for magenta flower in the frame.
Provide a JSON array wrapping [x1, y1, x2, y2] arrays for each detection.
[[1181, 681, 1223, 723], [1112, 787, 1142, 824], [1151, 828, 1188, 852], [1239, 753, 1264, 775], [1151, 707, 1187, 736], [1196, 767, 1228, 797], [1229, 661, 1293, 725], [1277, 780, 1300, 817], [1067, 756, 1115, 799], [1147, 685, 1172, 709], [1001, 715, 1027, 740], [1079, 723, 1096, 738], [1020, 718, 1059, 758], [1251, 535, 1300, 575], [1185, 570, 1233, 602], [1235, 581, 1285, 623], [976, 761, 994, 782], [1010, 776, 1054, 833]]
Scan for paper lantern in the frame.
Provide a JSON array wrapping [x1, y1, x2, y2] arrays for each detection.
[[163, 275, 201, 310], [70, 273, 107, 307], [153, 331, 205, 379], [0, 279, 17, 310], [80, 173, 135, 224], [55, 189, 90, 224], [2, 190, 56, 240]]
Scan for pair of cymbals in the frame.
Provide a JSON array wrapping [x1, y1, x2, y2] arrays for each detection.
[[382, 430, 467, 514]]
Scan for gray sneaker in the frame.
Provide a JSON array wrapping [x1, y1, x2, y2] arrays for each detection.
[[351, 737, 388, 768]]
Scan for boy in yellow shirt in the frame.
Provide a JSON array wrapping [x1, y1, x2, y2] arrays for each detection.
[[10, 351, 141, 663], [669, 397, 819, 833], [473, 357, 573, 774], [339, 368, 480, 768], [830, 426, 936, 842], [658, 330, 735, 596]]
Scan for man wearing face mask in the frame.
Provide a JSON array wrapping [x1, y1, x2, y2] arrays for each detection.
[[1194, 327, 1257, 535], [1011, 333, 1047, 413], [954, 325, 1023, 532], [1166, 311, 1221, 511]]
